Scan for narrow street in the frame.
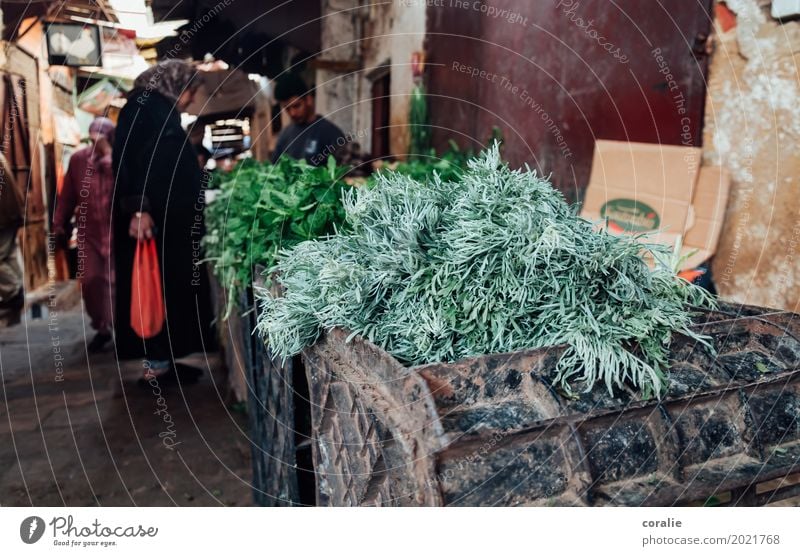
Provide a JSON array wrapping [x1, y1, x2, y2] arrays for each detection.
[[0, 283, 252, 506]]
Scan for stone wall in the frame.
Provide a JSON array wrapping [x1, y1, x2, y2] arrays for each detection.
[[316, 0, 426, 157], [316, 0, 362, 137], [705, 0, 800, 312]]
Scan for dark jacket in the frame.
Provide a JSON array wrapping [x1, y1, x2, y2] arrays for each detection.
[[271, 116, 346, 166], [112, 88, 215, 360]]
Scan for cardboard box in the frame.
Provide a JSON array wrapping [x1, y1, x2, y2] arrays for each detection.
[[682, 165, 731, 269], [580, 140, 730, 271]]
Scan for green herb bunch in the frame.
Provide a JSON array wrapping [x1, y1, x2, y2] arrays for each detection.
[[203, 156, 349, 316], [385, 140, 472, 183], [257, 143, 713, 397]]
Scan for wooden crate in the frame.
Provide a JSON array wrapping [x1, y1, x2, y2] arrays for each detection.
[[285, 302, 800, 506]]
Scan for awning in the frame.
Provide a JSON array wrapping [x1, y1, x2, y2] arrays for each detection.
[[148, 0, 321, 76], [185, 68, 266, 118]]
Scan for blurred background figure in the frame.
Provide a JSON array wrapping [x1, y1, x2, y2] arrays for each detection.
[[53, 117, 116, 352], [0, 152, 25, 327], [271, 73, 346, 166], [112, 59, 215, 384]]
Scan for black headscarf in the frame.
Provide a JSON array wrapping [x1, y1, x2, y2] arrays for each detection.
[[132, 59, 199, 104]]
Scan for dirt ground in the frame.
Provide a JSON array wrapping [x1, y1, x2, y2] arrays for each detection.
[[0, 282, 252, 506]]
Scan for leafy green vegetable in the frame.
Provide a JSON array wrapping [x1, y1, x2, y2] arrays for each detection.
[[256, 143, 713, 397], [203, 156, 350, 316], [392, 128, 503, 183], [384, 140, 471, 183], [204, 145, 474, 317]]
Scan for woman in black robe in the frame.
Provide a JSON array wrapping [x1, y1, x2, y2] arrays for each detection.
[[112, 60, 215, 381]]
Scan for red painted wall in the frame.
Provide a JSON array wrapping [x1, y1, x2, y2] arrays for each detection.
[[425, 0, 713, 201]]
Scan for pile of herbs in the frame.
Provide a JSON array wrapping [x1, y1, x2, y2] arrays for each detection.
[[256, 144, 713, 397], [204, 148, 474, 315], [383, 140, 471, 183], [203, 156, 349, 315], [390, 130, 502, 183]]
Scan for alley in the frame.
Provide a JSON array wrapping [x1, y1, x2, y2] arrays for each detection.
[[0, 283, 252, 506]]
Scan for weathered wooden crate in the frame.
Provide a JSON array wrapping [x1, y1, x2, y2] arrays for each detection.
[[208, 270, 252, 405], [283, 302, 800, 506], [210, 276, 282, 506], [245, 272, 317, 506]]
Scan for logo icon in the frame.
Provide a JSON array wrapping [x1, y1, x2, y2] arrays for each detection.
[[20, 516, 45, 544], [600, 199, 660, 233]]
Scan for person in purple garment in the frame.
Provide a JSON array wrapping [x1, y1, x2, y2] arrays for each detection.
[[53, 117, 116, 352]]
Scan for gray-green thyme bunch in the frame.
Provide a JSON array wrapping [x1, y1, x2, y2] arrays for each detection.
[[256, 143, 712, 397]]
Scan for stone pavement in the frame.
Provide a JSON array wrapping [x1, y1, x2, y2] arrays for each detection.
[[0, 283, 252, 506]]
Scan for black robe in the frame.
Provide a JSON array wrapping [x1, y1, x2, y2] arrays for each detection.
[[112, 88, 215, 361]]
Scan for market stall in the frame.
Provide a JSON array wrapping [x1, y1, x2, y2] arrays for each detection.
[[202, 141, 800, 507]]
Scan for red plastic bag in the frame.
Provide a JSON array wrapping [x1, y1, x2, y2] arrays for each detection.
[[130, 238, 165, 339]]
